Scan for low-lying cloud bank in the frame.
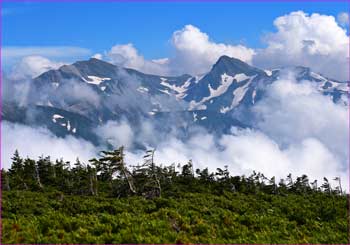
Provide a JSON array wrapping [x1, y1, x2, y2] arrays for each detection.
[[1, 122, 97, 168], [2, 73, 348, 191]]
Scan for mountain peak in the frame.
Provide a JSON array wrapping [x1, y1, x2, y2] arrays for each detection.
[[212, 55, 262, 76], [73, 57, 116, 68], [216, 55, 240, 64], [67, 57, 119, 77]]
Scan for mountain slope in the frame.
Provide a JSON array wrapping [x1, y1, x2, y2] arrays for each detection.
[[3, 56, 348, 145]]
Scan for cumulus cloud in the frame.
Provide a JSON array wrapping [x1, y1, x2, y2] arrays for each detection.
[[169, 25, 255, 75], [105, 25, 255, 76], [9, 55, 64, 80], [107, 43, 170, 75], [1, 121, 97, 169], [337, 12, 349, 26], [91, 53, 103, 60], [253, 72, 348, 162], [104, 15, 348, 81], [250, 72, 348, 188], [2, 46, 91, 79], [254, 11, 349, 81], [3, 55, 63, 106]]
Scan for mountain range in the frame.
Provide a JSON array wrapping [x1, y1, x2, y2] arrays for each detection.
[[3, 55, 348, 146]]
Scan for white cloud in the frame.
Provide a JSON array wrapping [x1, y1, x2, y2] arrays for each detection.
[[107, 43, 170, 75], [122, 125, 348, 191], [105, 25, 255, 76], [254, 11, 349, 81], [253, 72, 348, 161], [95, 120, 134, 148], [9, 55, 64, 80], [91, 53, 103, 60], [249, 72, 348, 188], [57, 79, 101, 108], [104, 16, 348, 81], [337, 12, 349, 26], [219, 130, 347, 190], [3, 46, 91, 78], [169, 25, 255, 75], [1, 122, 97, 169]]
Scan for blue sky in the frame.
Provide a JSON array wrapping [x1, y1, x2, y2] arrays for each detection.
[[2, 1, 349, 59]]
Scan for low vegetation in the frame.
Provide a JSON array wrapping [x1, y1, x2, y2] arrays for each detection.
[[1, 148, 349, 243]]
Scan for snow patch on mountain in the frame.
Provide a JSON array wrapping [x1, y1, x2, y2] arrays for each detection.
[[334, 82, 348, 92], [137, 86, 149, 93], [85, 76, 111, 85], [264, 70, 272, 76], [189, 73, 251, 111], [231, 80, 251, 107], [159, 88, 171, 95], [52, 114, 64, 123], [67, 120, 71, 131], [310, 72, 327, 81], [193, 112, 198, 122], [220, 75, 256, 113], [160, 77, 192, 99], [252, 90, 257, 104], [47, 101, 54, 107]]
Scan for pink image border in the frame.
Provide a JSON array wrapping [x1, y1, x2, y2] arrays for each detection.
[[0, 0, 349, 244]]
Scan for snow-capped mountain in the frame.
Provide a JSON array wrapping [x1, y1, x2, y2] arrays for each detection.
[[3, 56, 348, 145]]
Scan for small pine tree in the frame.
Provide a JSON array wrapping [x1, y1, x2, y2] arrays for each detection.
[[97, 146, 137, 195], [136, 149, 161, 198], [9, 150, 27, 190], [1, 169, 10, 191], [181, 160, 194, 178], [321, 177, 331, 194], [333, 177, 342, 195]]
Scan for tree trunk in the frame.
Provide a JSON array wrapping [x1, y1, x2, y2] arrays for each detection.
[[120, 148, 137, 194]]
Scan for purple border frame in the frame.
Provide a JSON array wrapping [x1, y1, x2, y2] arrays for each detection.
[[0, 0, 349, 244], [1, 0, 349, 2]]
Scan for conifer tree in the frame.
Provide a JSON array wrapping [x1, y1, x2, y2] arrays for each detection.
[[37, 156, 55, 187], [333, 177, 342, 194], [23, 158, 42, 190], [96, 146, 136, 195], [9, 150, 27, 190], [181, 160, 194, 178], [1, 169, 10, 191], [134, 149, 161, 198], [321, 177, 331, 194]]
